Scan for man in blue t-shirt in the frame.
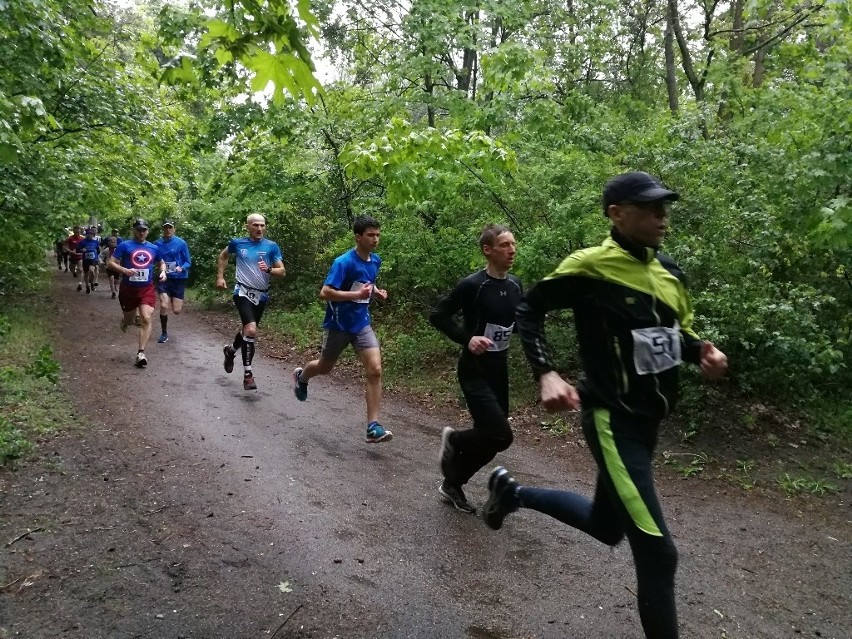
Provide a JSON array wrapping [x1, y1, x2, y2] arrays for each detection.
[[78, 227, 102, 294], [154, 220, 192, 344], [291, 215, 392, 444], [216, 213, 285, 391]]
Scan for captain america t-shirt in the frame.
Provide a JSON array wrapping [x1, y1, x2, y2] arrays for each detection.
[[112, 240, 162, 287]]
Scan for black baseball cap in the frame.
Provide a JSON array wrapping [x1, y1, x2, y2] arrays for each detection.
[[133, 218, 149, 230], [602, 172, 679, 216], [162, 220, 175, 227]]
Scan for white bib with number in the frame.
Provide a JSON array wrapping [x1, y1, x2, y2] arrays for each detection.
[[166, 261, 177, 273], [631, 324, 682, 375], [129, 269, 148, 283], [237, 283, 261, 305], [350, 281, 371, 304], [484, 322, 514, 352]]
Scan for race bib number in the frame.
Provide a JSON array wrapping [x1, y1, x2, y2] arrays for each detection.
[[129, 269, 148, 283], [631, 324, 682, 375], [484, 322, 514, 352], [237, 283, 261, 305], [350, 281, 371, 304], [165, 261, 177, 273], [85, 251, 96, 260]]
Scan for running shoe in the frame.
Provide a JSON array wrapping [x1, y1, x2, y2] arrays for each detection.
[[292, 367, 308, 401], [111, 292, 116, 299], [438, 480, 476, 514], [119, 318, 129, 333], [92, 282, 98, 289], [222, 345, 236, 373], [243, 373, 257, 390], [77, 283, 83, 291], [135, 352, 147, 368], [366, 421, 393, 443], [157, 333, 168, 343], [482, 466, 520, 530], [86, 285, 90, 294], [439, 426, 456, 479], [133, 315, 142, 327]]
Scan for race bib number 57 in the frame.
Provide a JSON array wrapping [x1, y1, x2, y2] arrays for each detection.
[[631, 324, 682, 375]]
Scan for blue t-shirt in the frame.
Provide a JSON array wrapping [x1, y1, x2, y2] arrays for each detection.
[[227, 237, 283, 303], [78, 239, 101, 262], [322, 248, 381, 333], [112, 240, 162, 287], [155, 236, 192, 280]]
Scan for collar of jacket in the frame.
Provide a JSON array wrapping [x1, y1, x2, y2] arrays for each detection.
[[609, 227, 656, 264]]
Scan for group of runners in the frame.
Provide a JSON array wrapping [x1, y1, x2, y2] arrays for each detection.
[[220, 172, 728, 639], [63, 171, 728, 639], [57, 219, 192, 368]]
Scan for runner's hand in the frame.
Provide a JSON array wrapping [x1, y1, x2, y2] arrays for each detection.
[[355, 283, 372, 300], [215, 276, 227, 290], [467, 336, 493, 355], [159, 271, 167, 282], [700, 342, 728, 380], [539, 371, 580, 411], [372, 287, 388, 302]]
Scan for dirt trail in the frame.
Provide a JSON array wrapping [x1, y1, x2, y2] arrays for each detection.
[[0, 272, 850, 639]]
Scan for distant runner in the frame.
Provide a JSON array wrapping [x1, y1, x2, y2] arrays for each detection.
[[154, 220, 192, 344]]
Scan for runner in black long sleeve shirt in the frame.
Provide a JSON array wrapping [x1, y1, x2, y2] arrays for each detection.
[[429, 224, 523, 514]]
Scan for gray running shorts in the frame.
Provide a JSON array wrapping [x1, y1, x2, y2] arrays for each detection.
[[321, 326, 380, 360]]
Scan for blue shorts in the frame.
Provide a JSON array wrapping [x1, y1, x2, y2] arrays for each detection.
[[156, 279, 186, 300]]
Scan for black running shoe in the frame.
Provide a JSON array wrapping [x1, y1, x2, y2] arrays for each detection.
[[438, 481, 476, 514], [482, 466, 520, 530], [292, 367, 308, 401], [223, 345, 236, 373], [243, 372, 257, 390], [439, 426, 456, 479], [135, 352, 147, 368], [77, 283, 83, 291]]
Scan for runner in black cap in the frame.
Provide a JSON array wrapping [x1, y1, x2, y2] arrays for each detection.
[[483, 171, 727, 639]]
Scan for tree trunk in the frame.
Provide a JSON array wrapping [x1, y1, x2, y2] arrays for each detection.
[[665, 10, 678, 113], [752, 47, 766, 88]]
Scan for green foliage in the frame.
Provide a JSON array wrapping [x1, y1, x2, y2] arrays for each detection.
[[662, 451, 710, 478], [0, 304, 71, 465], [25, 345, 61, 385], [0, 416, 33, 465], [777, 473, 840, 497], [4, 0, 851, 446]]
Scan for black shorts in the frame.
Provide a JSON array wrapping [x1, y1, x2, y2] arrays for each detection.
[[82, 259, 98, 271], [233, 294, 267, 327]]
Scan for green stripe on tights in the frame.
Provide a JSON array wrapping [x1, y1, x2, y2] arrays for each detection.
[[594, 408, 662, 537]]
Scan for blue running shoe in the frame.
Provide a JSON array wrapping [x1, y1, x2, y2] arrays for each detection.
[[292, 367, 308, 401], [366, 421, 392, 443], [157, 333, 168, 343]]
